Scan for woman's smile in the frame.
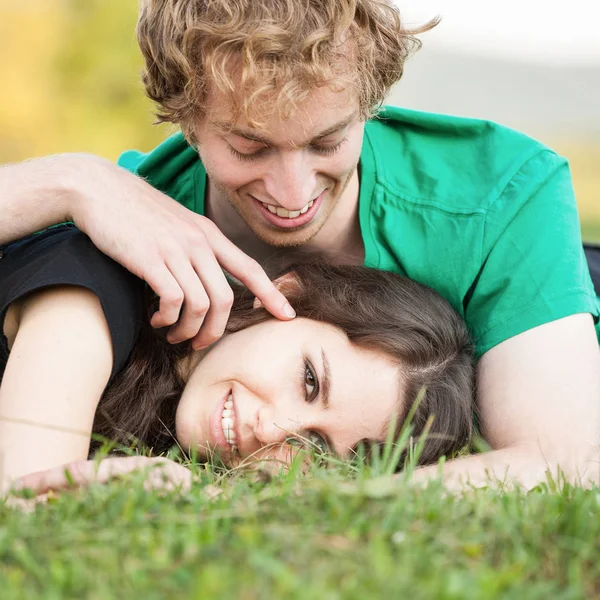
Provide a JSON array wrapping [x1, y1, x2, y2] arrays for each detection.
[[221, 394, 237, 447], [209, 389, 236, 452], [176, 317, 402, 467]]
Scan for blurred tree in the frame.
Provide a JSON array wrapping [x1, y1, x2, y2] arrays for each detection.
[[0, 0, 168, 162], [0, 1, 598, 238]]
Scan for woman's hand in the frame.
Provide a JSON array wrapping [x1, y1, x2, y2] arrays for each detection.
[[11, 456, 193, 497]]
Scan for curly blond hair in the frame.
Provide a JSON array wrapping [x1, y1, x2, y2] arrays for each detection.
[[136, 0, 438, 139]]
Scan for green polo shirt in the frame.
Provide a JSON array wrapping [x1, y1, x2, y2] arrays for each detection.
[[118, 106, 600, 357]]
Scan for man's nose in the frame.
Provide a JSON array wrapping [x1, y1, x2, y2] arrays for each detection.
[[263, 150, 316, 211]]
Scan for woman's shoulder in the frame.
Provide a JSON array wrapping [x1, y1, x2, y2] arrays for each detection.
[[0, 225, 146, 380]]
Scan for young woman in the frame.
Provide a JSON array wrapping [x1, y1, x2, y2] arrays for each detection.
[[0, 224, 475, 494]]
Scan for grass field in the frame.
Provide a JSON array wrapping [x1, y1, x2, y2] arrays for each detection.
[[1, 461, 599, 599], [0, 7, 598, 596]]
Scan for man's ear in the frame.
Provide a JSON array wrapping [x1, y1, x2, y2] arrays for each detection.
[[253, 271, 302, 309]]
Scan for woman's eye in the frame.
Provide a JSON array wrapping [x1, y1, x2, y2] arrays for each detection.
[[304, 362, 318, 401], [284, 432, 327, 454], [308, 431, 327, 453]]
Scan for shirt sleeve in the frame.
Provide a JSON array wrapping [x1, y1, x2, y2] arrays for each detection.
[[466, 150, 599, 357], [0, 225, 145, 380], [117, 148, 147, 174]]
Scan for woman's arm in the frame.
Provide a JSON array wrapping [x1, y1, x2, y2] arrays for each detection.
[[409, 313, 600, 490], [0, 286, 113, 494]]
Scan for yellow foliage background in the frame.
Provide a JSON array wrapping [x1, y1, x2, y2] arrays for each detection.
[[1, 0, 599, 240]]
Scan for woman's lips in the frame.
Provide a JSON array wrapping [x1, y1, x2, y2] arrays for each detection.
[[209, 390, 231, 451], [253, 190, 325, 229]]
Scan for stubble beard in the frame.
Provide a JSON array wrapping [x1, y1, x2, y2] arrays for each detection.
[[212, 166, 358, 249]]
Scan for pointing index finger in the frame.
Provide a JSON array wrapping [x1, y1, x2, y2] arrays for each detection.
[[212, 240, 296, 321], [250, 278, 297, 320]]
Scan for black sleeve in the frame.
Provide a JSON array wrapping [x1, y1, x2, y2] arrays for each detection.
[[0, 224, 145, 381]]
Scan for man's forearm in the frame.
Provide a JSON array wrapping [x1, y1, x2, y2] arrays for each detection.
[[0, 154, 98, 245], [408, 443, 600, 492]]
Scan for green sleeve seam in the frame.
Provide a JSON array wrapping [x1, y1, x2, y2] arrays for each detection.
[[484, 149, 563, 225], [372, 186, 488, 217], [480, 149, 567, 259], [368, 142, 556, 216]]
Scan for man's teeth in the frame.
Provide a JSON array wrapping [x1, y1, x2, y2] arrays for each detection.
[[262, 199, 314, 218], [222, 395, 236, 446]]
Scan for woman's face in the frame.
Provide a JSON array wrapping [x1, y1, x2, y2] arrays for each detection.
[[175, 317, 402, 466]]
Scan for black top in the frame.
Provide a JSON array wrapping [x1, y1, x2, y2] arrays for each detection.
[[0, 225, 145, 382]]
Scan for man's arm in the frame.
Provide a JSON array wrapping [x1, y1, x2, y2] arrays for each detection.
[[0, 154, 83, 245], [409, 313, 600, 490], [0, 155, 294, 347]]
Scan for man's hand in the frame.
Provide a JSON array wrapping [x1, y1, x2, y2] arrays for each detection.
[[0, 154, 295, 349], [11, 456, 193, 496], [73, 157, 295, 348]]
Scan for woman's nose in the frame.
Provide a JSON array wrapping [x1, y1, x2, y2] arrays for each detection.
[[253, 404, 302, 446]]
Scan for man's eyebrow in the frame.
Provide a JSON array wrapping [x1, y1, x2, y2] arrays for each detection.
[[210, 113, 358, 147], [320, 348, 331, 410]]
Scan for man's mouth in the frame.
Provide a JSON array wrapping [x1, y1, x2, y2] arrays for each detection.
[[252, 190, 326, 229], [261, 199, 314, 219]]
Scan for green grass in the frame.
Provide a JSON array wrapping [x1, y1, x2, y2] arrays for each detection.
[[1, 462, 599, 600]]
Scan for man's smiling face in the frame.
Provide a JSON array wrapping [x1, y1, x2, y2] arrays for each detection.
[[194, 86, 365, 248]]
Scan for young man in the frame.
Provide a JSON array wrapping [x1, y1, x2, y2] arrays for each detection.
[[1, 0, 599, 491]]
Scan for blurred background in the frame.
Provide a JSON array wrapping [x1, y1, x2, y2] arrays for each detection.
[[1, 0, 599, 240]]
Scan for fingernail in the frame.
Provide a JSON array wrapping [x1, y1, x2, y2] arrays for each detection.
[[283, 303, 296, 319]]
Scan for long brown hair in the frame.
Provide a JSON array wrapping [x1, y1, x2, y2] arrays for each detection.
[[93, 263, 475, 468]]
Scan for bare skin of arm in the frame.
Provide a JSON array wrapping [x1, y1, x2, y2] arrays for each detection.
[[2, 157, 597, 493], [0, 155, 294, 349], [409, 313, 600, 491], [0, 287, 113, 494], [1, 287, 193, 499], [8, 311, 599, 496]]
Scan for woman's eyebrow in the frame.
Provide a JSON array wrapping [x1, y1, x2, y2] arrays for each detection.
[[320, 348, 331, 409]]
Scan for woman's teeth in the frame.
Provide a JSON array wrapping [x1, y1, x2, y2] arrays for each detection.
[[262, 199, 314, 218], [221, 395, 237, 447]]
